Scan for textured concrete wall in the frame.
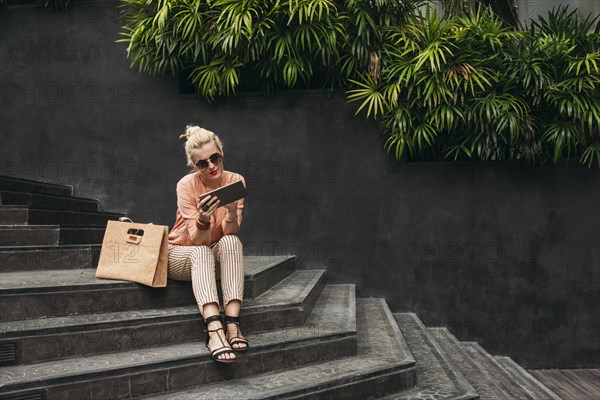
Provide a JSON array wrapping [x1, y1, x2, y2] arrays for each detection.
[[1, 1, 599, 368]]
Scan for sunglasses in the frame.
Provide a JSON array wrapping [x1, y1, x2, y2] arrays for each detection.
[[195, 153, 223, 169]]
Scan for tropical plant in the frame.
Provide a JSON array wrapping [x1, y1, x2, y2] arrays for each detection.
[[118, 1, 600, 167], [347, 5, 600, 166], [348, 6, 515, 160], [516, 6, 600, 166], [118, 0, 422, 101], [472, 0, 518, 26]]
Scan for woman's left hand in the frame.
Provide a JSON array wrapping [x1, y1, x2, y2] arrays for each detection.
[[224, 200, 238, 213]]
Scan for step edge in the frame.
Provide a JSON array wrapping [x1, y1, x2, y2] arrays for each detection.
[[495, 356, 562, 400], [1, 283, 350, 368], [346, 283, 356, 332], [0, 317, 358, 392], [0, 306, 202, 338], [0, 244, 101, 252], [467, 342, 538, 399], [399, 316, 478, 398], [0, 189, 100, 204], [244, 255, 296, 280], [430, 326, 511, 398], [22, 208, 126, 217], [251, 363, 415, 400], [254, 268, 324, 302], [459, 341, 515, 399], [0, 266, 327, 295], [0, 226, 60, 230], [1, 300, 308, 338], [380, 305, 416, 365], [142, 356, 415, 400], [0, 275, 149, 295], [1, 271, 332, 335], [1, 206, 124, 218], [294, 269, 327, 307], [429, 327, 512, 399], [58, 227, 107, 231], [0, 176, 74, 192]]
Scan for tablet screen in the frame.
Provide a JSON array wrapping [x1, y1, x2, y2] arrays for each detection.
[[198, 180, 247, 207]]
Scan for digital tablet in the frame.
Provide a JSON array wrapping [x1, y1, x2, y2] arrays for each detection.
[[198, 180, 247, 207]]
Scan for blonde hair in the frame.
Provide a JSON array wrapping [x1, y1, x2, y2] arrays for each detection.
[[179, 125, 224, 168]]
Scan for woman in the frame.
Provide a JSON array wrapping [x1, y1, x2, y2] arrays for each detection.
[[167, 125, 248, 363]]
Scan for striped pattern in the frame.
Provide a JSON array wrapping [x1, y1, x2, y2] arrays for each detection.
[[167, 235, 244, 319]]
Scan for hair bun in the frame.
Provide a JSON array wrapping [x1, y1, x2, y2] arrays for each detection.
[[180, 125, 200, 140], [179, 125, 224, 168]]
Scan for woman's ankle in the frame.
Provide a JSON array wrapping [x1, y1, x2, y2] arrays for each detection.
[[224, 299, 241, 317]]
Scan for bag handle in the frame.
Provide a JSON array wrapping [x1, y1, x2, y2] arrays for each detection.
[[119, 217, 153, 225], [125, 231, 143, 244], [118, 217, 144, 240]]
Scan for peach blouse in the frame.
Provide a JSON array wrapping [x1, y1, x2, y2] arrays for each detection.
[[168, 170, 246, 246]]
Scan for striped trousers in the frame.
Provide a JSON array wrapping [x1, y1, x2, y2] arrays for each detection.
[[167, 235, 244, 319]]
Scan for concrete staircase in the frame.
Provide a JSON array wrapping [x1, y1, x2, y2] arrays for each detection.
[[0, 175, 563, 399]]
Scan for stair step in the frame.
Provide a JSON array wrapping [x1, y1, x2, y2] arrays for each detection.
[[0, 284, 356, 400], [140, 298, 415, 400], [428, 327, 513, 399], [462, 342, 539, 399], [59, 226, 105, 245], [495, 356, 562, 400], [0, 190, 99, 212], [0, 176, 73, 197], [244, 254, 298, 299], [0, 245, 101, 272], [0, 226, 60, 246], [378, 314, 477, 400], [0, 269, 195, 321], [0, 268, 326, 364], [0, 256, 299, 321], [0, 206, 125, 226], [0, 206, 28, 225]]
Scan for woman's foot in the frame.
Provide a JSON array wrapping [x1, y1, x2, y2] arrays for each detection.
[[205, 316, 237, 362], [224, 315, 249, 351]]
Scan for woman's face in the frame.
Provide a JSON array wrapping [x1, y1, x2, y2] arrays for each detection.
[[191, 142, 223, 184]]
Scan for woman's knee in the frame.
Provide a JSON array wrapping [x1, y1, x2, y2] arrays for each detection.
[[188, 246, 216, 275], [218, 235, 243, 251], [218, 236, 243, 261], [189, 245, 215, 262]]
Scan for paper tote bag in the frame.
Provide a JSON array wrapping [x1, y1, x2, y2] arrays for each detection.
[[96, 218, 169, 287]]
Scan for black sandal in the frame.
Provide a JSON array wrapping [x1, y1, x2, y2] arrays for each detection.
[[224, 315, 250, 352], [204, 315, 237, 363]]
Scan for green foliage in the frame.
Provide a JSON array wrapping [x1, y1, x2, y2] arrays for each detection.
[[118, 0, 421, 100], [348, 5, 600, 167], [118, 1, 600, 167]]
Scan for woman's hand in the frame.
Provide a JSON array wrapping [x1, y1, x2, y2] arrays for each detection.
[[223, 200, 238, 224], [224, 200, 238, 213], [197, 195, 220, 223]]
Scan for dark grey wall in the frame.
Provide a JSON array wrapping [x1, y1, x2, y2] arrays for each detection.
[[1, 1, 599, 368]]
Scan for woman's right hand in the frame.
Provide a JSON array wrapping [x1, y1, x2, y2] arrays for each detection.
[[197, 195, 220, 223]]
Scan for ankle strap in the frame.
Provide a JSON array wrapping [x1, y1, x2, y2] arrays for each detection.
[[205, 315, 222, 324], [224, 315, 240, 323]]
